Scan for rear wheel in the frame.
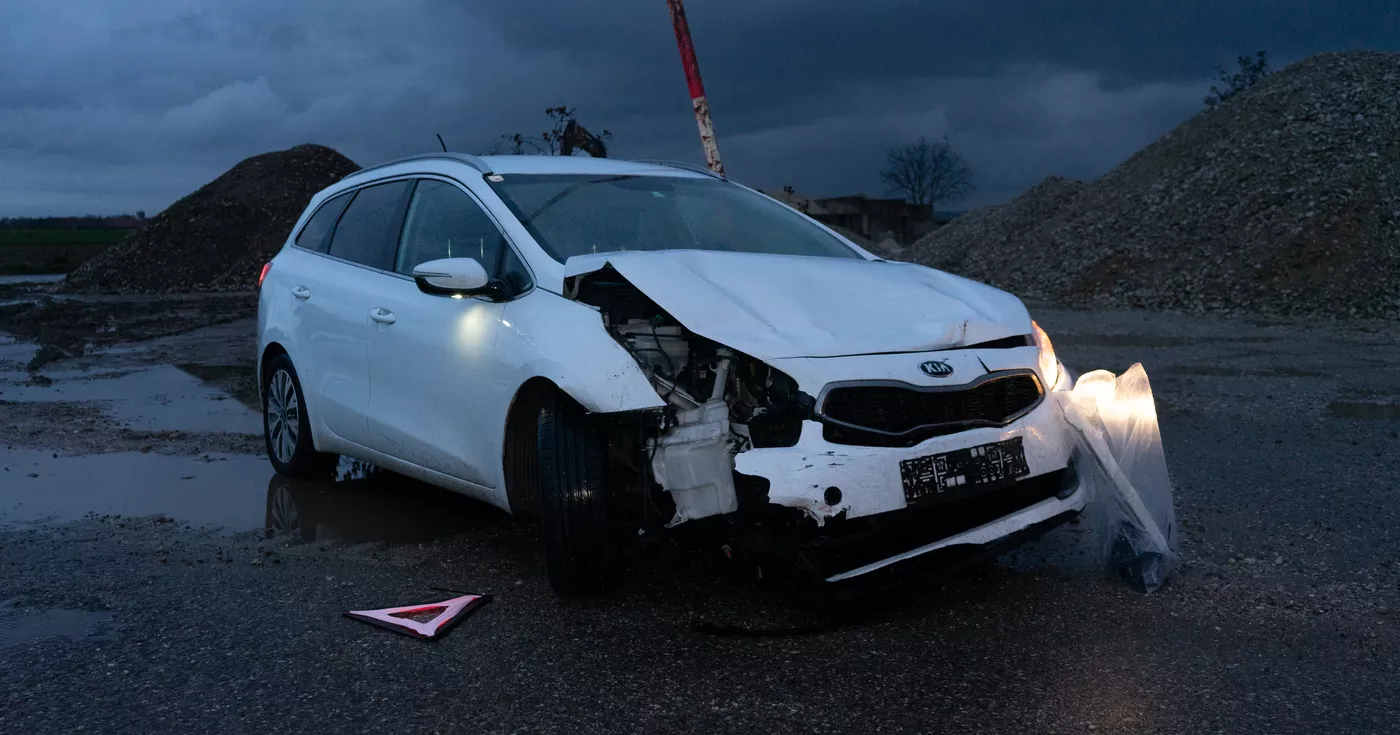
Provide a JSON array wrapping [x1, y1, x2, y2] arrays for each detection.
[[536, 393, 613, 595], [262, 354, 338, 479]]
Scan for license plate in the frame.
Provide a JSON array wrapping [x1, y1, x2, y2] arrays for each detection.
[[899, 437, 1030, 504]]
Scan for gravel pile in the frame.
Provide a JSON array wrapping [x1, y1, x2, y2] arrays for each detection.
[[908, 51, 1400, 318], [64, 144, 360, 294]]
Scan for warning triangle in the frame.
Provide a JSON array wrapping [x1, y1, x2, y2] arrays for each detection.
[[344, 593, 490, 639]]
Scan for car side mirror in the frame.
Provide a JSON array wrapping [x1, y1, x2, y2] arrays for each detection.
[[412, 258, 502, 299]]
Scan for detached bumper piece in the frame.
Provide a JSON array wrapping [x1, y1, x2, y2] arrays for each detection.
[[803, 466, 1081, 582]]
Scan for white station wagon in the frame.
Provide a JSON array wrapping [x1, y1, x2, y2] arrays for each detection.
[[257, 153, 1085, 594]]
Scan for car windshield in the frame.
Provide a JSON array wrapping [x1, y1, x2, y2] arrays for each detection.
[[486, 173, 863, 263]]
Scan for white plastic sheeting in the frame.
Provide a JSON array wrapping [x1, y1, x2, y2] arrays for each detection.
[[1058, 363, 1179, 593]]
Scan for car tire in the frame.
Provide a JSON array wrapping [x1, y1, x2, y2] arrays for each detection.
[[262, 354, 338, 480], [536, 392, 612, 595]]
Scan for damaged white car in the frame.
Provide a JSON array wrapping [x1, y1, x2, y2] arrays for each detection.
[[257, 153, 1086, 594]]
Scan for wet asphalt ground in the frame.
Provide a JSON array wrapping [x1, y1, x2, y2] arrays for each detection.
[[2, 285, 1399, 734]]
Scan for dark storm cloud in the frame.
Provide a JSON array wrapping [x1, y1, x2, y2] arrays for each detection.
[[2, 0, 1397, 216]]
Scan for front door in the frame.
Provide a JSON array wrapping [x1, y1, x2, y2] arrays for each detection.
[[366, 179, 525, 488]]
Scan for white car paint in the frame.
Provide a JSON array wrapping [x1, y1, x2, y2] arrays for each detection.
[[258, 152, 1084, 581], [274, 246, 375, 446], [562, 250, 1032, 360], [364, 273, 505, 488]]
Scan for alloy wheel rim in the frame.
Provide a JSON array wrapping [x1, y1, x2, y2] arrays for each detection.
[[267, 369, 300, 463]]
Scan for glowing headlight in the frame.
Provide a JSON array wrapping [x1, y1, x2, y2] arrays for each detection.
[[1031, 320, 1060, 389]]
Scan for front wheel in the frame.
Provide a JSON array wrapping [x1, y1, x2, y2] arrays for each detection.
[[536, 393, 613, 595], [262, 354, 338, 479]]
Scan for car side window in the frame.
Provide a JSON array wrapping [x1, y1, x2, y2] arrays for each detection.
[[395, 180, 510, 278], [326, 181, 412, 270], [499, 245, 534, 294], [295, 192, 352, 253]]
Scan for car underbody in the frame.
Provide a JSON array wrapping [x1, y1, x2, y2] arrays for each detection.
[[563, 256, 1087, 581]]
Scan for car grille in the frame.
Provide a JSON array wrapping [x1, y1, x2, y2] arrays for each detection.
[[820, 371, 1044, 447]]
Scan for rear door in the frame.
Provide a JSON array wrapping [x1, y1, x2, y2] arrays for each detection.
[[293, 179, 412, 448], [365, 178, 533, 488]]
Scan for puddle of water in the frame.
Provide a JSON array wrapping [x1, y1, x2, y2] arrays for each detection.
[[0, 449, 273, 531], [1326, 402, 1400, 420], [0, 274, 66, 285], [263, 465, 508, 544], [1168, 364, 1328, 378], [0, 449, 505, 543], [0, 339, 38, 369], [176, 363, 259, 411], [0, 364, 260, 434], [0, 602, 114, 651]]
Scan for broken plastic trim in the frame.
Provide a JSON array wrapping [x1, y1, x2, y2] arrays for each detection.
[[960, 334, 1034, 350], [1058, 363, 1178, 593]]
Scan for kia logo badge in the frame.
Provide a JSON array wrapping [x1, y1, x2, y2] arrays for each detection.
[[920, 360, 954, 378]]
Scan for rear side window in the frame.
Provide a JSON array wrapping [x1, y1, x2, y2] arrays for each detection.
[[294, 192, 351, 252], [395, 180, 506, 276], [327, 181, 412, 270]]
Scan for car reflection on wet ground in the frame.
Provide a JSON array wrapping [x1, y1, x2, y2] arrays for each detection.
[[262, 461, 512, 544], [0, 451, 503, 546]]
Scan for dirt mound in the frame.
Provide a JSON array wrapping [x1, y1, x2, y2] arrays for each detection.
[[65, 144, 359, 293], [909, 176, 1086, 273], [908, 51, 1400, 318]]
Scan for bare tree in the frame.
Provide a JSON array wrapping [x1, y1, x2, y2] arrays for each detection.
[[488, 106, 613, 157], [1204, 50, 1271, 108], [879, 136, 973, 214]]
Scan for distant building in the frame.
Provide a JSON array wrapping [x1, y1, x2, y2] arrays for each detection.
[[761, 189, 942, 245]]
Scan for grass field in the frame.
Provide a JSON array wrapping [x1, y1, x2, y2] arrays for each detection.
[[0, 242, 119, 275], [0, 229, 129, 246]]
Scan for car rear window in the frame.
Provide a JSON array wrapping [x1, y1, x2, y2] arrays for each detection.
[[326, 181, 411, 270], [294, 192, 352, 253]]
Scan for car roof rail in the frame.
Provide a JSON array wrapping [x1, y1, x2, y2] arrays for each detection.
[[631, 159, 725, 179], [340, 152, 494, 182]]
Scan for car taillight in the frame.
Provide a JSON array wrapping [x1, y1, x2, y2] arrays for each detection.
[[258, 262, 272, 289]]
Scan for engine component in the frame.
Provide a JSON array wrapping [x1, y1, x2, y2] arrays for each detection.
[[615, 321, 690, 378], [648, 352, 738, 526]]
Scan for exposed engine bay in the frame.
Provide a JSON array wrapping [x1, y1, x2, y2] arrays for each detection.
[[567, 265, 812, 527]]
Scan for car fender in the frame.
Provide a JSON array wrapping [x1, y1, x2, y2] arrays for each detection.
[[256, 266, 336, 453], [496, 290, 664, 414]]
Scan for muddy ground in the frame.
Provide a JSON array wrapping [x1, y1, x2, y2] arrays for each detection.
[[2, 279, 1398, 734]]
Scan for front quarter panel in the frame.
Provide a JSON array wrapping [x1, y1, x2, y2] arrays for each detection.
[[496, 289, 664, 414]]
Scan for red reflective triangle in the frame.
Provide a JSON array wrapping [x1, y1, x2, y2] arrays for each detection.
[[344, 594, 490, 639]]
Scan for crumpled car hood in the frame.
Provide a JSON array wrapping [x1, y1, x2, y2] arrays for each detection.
[[563, 250, 1033, 360]]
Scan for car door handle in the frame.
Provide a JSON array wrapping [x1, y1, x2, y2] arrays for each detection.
[[370, 308, 396, 325], [291, 285, 311, 300]]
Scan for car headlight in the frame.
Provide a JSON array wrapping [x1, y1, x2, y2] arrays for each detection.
[[1031, 320, 1060, 390]]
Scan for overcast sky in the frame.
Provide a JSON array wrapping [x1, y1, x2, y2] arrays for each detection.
[[2, 1, 1396, 217]]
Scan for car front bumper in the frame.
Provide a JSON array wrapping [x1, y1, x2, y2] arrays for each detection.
[[733, 394, 1087, 581]]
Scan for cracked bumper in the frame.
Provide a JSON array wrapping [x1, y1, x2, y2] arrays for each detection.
[[734, 396, 1088, 579], [736, 395, 1078, 519]]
